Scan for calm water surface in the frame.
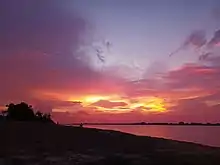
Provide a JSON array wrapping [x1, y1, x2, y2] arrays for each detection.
[[87, 125, 220, 147]]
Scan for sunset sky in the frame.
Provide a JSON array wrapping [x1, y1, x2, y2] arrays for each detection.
[[1, 0, 220, 123]]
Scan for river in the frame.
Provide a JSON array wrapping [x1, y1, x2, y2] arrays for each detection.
[[87, 125, 220, 147]]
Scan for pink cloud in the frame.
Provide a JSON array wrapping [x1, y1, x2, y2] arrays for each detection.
[[165, 63, 220, 90]]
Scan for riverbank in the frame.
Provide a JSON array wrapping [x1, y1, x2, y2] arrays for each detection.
[[1, 122, 220, 165]]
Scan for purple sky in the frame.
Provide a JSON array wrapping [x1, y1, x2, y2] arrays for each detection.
[[73, 0, 220, 73], [1, 0, 220, 123]]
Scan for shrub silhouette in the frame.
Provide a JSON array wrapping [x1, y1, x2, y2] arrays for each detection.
[[3, 102, 54, 123], [36, 111, 53, 123], [35, 111, 43, 119]]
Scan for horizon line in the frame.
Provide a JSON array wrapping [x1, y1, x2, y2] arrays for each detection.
[[65, 122, 220, 126]]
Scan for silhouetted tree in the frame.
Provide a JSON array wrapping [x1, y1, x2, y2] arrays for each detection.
[[5, 102, 35, 121], [3, 102, 54, 123]]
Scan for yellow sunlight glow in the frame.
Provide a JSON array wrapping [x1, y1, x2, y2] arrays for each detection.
[[129, 97, 166, 113], [68, 95, 120, 105], [68, 94, 167, 113], [34, 90, 169, 114], [83, 95, 110, 104]]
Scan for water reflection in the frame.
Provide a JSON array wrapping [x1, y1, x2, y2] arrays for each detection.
[[87, 125, 220, 147]]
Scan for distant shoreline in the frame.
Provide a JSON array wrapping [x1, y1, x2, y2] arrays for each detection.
[[67, 122, 220, 126]]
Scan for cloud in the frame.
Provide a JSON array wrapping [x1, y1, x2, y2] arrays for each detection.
[[154, 58, 220, 122], [0, 0, 86, 55], [50, 59, 220, 123], [53, 109, 148, 123], [91, 100, 128, 109], [0, 0, 123, 105], [143, 61, 168, 79], [1, 1, 220, 123], [184, 30, 207, 48], [204, 55, 220, 66], [207, 30, 220, 48], [165, 63, 220, 90], [35, 100, 83, 113], [169, 30, 207, 57], [168, 97, 220, 122]]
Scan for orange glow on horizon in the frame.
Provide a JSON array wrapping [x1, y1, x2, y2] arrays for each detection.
[[34, 90, 173, 114], [68, 94, 168, 113]]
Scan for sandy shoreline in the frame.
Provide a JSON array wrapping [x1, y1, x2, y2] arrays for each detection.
[[1, 122, 220, 165]]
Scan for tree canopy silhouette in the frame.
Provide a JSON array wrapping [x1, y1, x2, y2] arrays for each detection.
[[2, 102, 54, 123], [5, 102, 35, 121]]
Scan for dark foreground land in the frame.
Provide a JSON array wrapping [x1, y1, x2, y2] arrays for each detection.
[[1, 122, 220, 165]]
